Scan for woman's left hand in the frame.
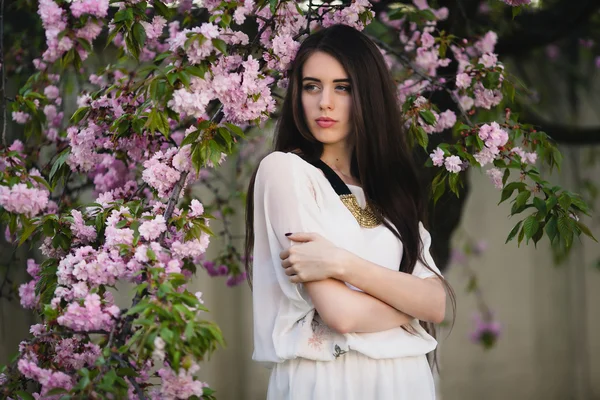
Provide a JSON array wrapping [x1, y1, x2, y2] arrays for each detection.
[[279, 232, 349, 283]]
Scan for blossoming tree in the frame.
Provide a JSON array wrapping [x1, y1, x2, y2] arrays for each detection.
[[0, 0, 597, 398]]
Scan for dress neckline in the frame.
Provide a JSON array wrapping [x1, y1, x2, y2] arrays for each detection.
[[286, 152, 364, 191]]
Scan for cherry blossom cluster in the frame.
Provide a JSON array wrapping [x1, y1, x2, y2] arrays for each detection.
[[38, 0, 107, 64], [0, 142, 53, 220]]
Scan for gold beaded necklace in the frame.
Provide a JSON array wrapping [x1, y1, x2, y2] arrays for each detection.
[[312, 159, 383, 229]]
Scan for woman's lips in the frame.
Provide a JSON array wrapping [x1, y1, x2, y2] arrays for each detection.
[[316, 119, 337, 128]]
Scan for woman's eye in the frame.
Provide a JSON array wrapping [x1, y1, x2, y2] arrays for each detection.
[[337, 85, 351, 92], [303, 84, 319, 92]]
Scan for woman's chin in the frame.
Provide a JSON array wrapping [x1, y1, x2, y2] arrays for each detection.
[[311, 130, 348, 145]]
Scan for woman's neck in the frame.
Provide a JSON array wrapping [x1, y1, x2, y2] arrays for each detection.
[[320, 143, 353, 179]]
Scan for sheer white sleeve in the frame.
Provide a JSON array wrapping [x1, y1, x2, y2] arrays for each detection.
[[251, 152, 338, 365], [411, 222, 442, 279]]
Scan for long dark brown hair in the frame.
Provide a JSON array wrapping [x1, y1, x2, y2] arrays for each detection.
[[244, 24, 455, 368]]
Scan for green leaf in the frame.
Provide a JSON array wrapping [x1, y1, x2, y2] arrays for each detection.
[[419, 9, 437, 21], [160, 327, 174, 344], [532, 223, 544, 246], [499, 182, 526, 204], [432, 175, 446, 205], [513, 190, 531, 210], [575, 221, 597, 242], [221, 12, 232, 26], [212, 38, 227, 54], [50, 148, 71, 182], [70, 106, 90, 124], [153, 0, 174, 18], [16, 391, 36, 400], [181, 129, 201, 147], [419, 110, 436, 126], [125, 31, 140, 60], [448, 172, 461, 196], [101, 369, 118, 387], [414, 126, 428, 150], [506, 220, 523, 243], [502, 168, 510, 185], [517, 224, 525, 246], [483, 72, 501, 89], [46, 388, 69, 396], [505, 82, 515, 102], [512, 5, 523, 19], [132, 21, 147, 50], [224, 122, 246, 138], [19, 220, 38, 246], [546, 196, 558, 211], [186, 65, 208, 79], [545, 216, 558, 243], [533, 197, 547, 217], [557, 216, 574, 249], [558, 192, 572, 211], [165, 71, 179, 87], [217, 127, 233, 150], [523, 215, 540, 241], [185, 321, 195, 340], [114, 8, 134, 23], [31, 175, 52, 192], [179, 71, 191, 87]]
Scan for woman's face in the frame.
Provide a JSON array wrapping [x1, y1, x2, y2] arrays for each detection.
[[301, 51, 353, 147]]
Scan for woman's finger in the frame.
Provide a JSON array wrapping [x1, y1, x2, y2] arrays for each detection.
[[284, 266, 296, 276], [286, 232, 319, 243]]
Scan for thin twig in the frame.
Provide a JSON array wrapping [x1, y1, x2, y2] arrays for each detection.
[[111, 353, 147, 400]]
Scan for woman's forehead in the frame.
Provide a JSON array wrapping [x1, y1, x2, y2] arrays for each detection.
[[302, 52, 348, 80]]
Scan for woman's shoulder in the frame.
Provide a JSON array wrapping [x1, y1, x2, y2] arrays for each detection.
[[258, 150, 307, 173], [257, 151, 318, 187]]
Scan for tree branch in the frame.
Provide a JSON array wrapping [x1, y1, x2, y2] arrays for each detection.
[[495, 0, 600, 57], [524, 111, 600, 145]]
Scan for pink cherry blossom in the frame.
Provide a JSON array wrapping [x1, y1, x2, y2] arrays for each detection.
[[44, 85, 60, 99], [0, 184, 49, 217], [444, 155, 462, 173], [57, 293, 119, 331], [456, 73, 472, 89], [70, 0, 109, 18], [19, 281, 39, 309], [479, 53, 498, 68], [486, 168, 503, 189], [430, 147, 445, 167], [154, 363, 207, 400], [188, 199, 204, 218], [139, 215, 167, 241], [12, 111, 31, 124]]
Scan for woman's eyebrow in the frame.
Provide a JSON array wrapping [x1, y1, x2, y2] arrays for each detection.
[[302, 77, 351, 83]]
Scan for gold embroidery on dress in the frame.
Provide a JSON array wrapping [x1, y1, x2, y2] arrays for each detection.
[[339, 194, 382, 228]]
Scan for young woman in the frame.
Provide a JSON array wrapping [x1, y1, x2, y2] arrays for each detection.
[[245, 24, 454, 399]]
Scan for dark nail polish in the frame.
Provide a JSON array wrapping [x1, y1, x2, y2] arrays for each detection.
[[285, 233, 292, 237]]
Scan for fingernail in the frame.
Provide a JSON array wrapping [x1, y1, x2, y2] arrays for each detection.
[[285, 233, 292, 237]]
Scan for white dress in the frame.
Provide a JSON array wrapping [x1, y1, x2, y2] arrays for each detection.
[[251, 151, 441, 400]]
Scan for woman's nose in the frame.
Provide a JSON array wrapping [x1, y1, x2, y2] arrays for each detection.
[[319, 89, 334, 110]]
